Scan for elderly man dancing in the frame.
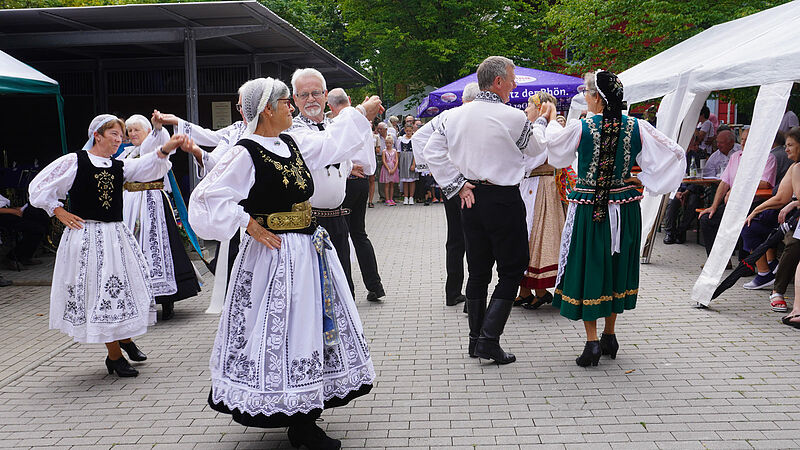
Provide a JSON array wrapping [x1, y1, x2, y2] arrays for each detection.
[[425, 56, 550, 364]]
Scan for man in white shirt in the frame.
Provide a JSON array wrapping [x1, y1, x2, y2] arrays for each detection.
[[424, 56, 549, 364], [287, 69, 376, 300]]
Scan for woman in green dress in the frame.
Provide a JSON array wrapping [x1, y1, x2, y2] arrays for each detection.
[[543, 71, 686, 367]]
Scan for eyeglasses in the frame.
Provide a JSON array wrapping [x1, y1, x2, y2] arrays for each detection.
[[235, 104, 243, 112], [276, 98, 293, 106], [295, 90, 325, 100]]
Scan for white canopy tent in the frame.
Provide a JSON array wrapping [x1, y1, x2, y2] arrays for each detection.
[[385, 86, 436, 119], [619, 0, 800, 306]]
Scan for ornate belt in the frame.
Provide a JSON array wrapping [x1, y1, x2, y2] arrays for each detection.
[[312, 207, 351, 218], [123, 181, 164, 192], [252, 201, 313, 231]]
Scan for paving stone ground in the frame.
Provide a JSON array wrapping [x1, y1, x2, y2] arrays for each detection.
[[1, 202, 800, 449]]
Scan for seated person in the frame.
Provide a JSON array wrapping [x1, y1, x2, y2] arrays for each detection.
[[663, 130, 739, 244], [0, 193, 49, 270], [698, 131, 776, 256], [744, 127, 800, 303]]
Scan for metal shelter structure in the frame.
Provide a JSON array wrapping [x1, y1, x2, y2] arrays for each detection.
[[0, 1, 369, 189]]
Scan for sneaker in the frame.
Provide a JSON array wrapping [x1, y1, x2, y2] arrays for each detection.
[[403, 197, 409, 205], [743, 272, 775, 290], [409, 198, 415, 205], [769, 259, 779, 274]]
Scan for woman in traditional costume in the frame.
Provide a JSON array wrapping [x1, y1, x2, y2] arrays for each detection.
[[29, 114, 182, 377], [118, 114, 200, 320], [544, 71, 685, 367], [189, 78, 380, 450]]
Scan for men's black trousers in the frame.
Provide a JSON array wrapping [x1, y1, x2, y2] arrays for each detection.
[[460, 184, 529, 302], [342, 177, 384, 293], [443, 195, 466, 301], [316, 215, 353, 296], [0, 206, 49, 261]]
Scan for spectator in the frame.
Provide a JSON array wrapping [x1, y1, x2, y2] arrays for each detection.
[[414, 119, 423, 132], [388, 115, 400, 139], [779, 109, 799, 135], [769, 131, 792, 192], [698, 129, 776, 256], [371, 122, 391, 207], [397, 125, 418, 204], [745, 127, 800, 307], [0, 192, 48, 275], [663, 130, 740, 244], [688, 106, 715, 169]]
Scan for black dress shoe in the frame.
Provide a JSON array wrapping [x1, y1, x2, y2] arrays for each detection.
[[0, 277, 12, 287], [513, 294, 534, 307], [663, 234, 676, 245], [105, 356, 139, 377], [366, 287, 385, 302], [119, 341, 147, 362], [576, 340, 601, 367], [674, 232, 686, 244], [161, 301, 174, 320], [523, 292, 553, 310], [287, 421, 341, 449], [446, 294, 466, 306], [599, 333, 619, 359]]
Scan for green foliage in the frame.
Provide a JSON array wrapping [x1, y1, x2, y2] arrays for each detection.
[[545, 0, 792, 73]]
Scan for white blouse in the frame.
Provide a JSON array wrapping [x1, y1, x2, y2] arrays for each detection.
[[189, 107, 373, 241], [29, 150, 173, 216], [175, 119, 247, 177], [115, 127, 170, 160], [544, 116, 686, 194]]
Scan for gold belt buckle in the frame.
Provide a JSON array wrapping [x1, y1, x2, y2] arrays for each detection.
[[256, 201, 312, 230]]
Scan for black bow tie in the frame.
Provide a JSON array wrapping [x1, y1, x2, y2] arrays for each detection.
[[315, 123, 325, 131]]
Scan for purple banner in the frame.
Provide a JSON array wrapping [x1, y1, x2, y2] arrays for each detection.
[[417, 66, 583, 117]]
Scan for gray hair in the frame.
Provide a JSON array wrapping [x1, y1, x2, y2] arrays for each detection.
[[389, 116, 399, 124], [477, 56, 514, 90], [125, 114, 151, 131], [462, 82, 480, 102], [291, 68, 327, 93], [327, 87, 350, 108]]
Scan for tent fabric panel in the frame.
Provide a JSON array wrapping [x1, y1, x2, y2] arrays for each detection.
[[0, 76, 60, 95], [692, 81, 793, 305]]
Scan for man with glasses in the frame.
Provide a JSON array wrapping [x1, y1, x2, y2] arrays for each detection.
[[288, 68, 382, 302]]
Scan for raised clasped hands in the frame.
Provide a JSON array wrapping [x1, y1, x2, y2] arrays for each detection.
[[360, 95, 384, 121]]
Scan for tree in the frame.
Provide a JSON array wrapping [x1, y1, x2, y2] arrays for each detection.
[[545, 0, 792, 73]]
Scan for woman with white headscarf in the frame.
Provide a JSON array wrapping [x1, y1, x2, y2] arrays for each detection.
[[189, 78, 382, 449], [28, 114, 186, 377], [118, 114, 201, 321]]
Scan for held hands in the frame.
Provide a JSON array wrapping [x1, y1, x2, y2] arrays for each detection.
[[152, 110, 179, 127], [160, 134, 193, 158], [247, 217, 282, 249], [359, 96, 384, 121], [459, 182, 476, 209], [54, 206, 85, 230]]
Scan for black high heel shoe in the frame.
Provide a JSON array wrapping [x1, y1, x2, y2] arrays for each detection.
[[105, 356, 139, 377], [522, 291, 553, 310], [600, 333, 619, 359], [119, 341, 147, 362], [576, 341, 601, 367], [287, 421, 341, 450], [513, 294, 534, 307]]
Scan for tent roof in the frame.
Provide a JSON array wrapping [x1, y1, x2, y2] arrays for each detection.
[[0, 1, 368, 87], [620, 0, 800, 103], [0, 50, 57, 86], [385, 86, 436, 119]]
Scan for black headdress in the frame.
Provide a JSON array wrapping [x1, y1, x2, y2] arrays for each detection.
[[592, 70, 625, 222]]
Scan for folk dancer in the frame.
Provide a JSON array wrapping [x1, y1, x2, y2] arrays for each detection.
[[413, 82, 480, 310], [29, 114, 182, 377], [117, 114, 200, 320], [544, 71, 685, 367], [189, 78, 381, 449], [424, 56, 550, 364]]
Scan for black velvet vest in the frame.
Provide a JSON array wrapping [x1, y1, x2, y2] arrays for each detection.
[[237, 134, 314, 216], [68, 150, 124, 222]]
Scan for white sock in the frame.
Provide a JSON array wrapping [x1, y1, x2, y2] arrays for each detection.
[[758, 271, 770, 276]]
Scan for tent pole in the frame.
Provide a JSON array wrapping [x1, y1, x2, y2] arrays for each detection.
[[56, 92, 67, 155], [184, 27, 199, 193]]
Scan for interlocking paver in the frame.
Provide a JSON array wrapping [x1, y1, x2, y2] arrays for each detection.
[[1, 203, 800, 449]]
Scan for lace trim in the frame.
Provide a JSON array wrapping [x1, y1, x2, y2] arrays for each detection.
[[441, 174, 466, 199], [516, 121, 532, 150], [142, 191, 177, 296], [556, 202, 576, 287], [475, 91, 504, 103], [577, 118, 602, 186]]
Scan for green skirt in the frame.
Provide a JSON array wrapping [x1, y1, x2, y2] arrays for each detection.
[[553, 201, 641, 321]]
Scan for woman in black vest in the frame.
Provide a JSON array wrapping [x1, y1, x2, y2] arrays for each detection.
[[29, 114, 183, 377], [189, 78, 382, 450]]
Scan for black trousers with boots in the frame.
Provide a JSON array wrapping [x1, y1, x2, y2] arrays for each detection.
[[444, 195, 466, 302]]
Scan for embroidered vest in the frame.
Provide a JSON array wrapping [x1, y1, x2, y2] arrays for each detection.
[[68, 150, 124, 222], [568, 114, 643, 204], [237, 134, 315, 216]]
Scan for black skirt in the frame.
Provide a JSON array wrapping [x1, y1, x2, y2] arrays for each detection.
[[155, 193, 201, 304]]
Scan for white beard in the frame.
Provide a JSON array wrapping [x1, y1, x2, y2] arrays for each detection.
[[303, 104, 322, 118]]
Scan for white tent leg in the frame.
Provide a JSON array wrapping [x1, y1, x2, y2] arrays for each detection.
[[692, 81, 794, 306]]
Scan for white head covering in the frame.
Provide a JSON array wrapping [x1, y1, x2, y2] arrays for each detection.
[[240, 78, 276, 136], [125, 114, 151, 132], [82, 114, 118, 151]]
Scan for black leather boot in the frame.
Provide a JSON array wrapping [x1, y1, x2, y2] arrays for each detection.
[[600, 333, 619, 359], [119, 340, 147, 362], [473, 298, 516, 364], [576, 340, 601, 367], [287, 421, 341, 449], [466, 298, 486, 358], [105, 356, 139, 377]]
